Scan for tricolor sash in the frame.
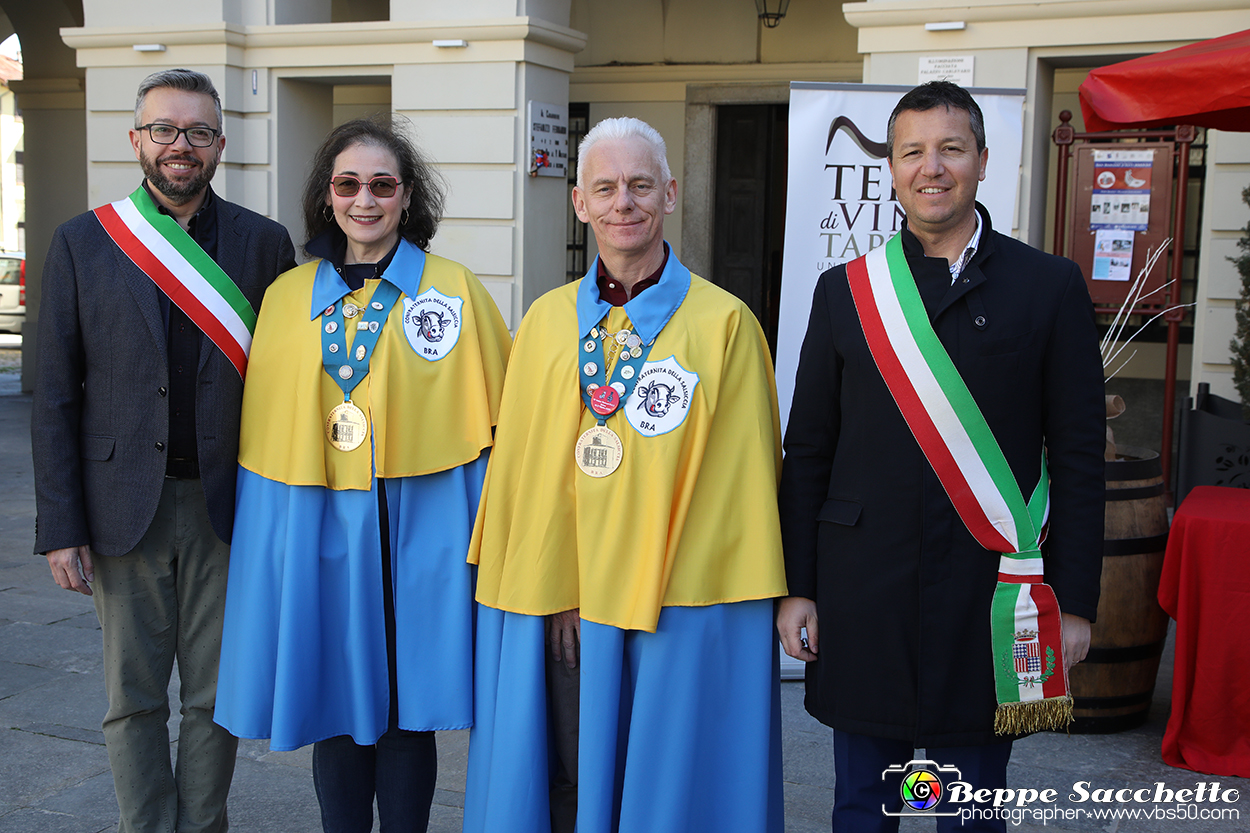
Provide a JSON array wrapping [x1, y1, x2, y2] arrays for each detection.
[[95, 187, 257, 379], [847, 234, 1072, 734]]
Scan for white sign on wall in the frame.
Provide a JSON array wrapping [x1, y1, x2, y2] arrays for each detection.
[[774, 82, 1026, 435], [528, 101, 569, 178], [919, 55, 976, 86]]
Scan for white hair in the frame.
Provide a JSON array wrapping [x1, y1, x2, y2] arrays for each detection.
[[576, 117, 672, 189]]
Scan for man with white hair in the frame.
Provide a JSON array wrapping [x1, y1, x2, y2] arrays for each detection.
[[463, 117, 787, 833]]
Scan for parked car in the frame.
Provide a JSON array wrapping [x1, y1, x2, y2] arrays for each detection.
[[0, 252, 24, 335]]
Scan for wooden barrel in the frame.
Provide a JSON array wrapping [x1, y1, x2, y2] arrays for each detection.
[[1067, 445, 1171, 733]]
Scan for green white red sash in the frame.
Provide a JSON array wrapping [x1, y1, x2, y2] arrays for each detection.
[[94, 187, 256, 379], [846, 233, 1072, 734]]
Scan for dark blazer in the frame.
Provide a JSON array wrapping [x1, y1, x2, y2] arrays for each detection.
[[778, 206, 1105, 747], [31, 189, 296, 556]]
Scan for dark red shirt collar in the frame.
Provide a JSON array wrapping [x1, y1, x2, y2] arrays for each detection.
[[596, 245, 669, 306]]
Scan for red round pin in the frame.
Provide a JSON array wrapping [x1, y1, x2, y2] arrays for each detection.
[[589, 385, 620, 416]]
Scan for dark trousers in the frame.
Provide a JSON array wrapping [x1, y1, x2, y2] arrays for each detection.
[[546, 651, 580, 833], [832, 730, 1013, 833], [312, 480, 438, 833], [93, 477, 237, 833], [313, 729, 437, 833]]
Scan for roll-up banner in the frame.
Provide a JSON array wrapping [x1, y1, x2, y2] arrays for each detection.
[[775, 83, 1027, 435]]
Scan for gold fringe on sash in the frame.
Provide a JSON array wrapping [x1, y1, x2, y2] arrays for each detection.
[[994, 696, 1074, 736]]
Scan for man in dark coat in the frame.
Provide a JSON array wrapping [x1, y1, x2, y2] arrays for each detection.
[[776, 81, 1104, 832], [31, 68, 295, 832]]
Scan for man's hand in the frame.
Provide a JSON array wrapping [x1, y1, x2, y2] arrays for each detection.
[[547, 608, 581, 670], [776, 596, 819, 662], [1061, 612, 1091, 672], [46, 546, 94, 596]]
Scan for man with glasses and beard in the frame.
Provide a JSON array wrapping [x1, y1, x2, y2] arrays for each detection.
[[31, 68, 295, 833]]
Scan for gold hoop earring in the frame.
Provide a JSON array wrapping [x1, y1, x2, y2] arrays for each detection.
[[401, 208, 410, 225], [323, 205, 334, 222]]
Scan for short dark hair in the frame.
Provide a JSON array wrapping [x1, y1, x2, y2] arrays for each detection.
[[135, 68, 223, 131], [886, 80, 986, 159], [301, 116, 446, 251]]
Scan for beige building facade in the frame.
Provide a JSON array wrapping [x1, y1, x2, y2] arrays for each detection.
[[0, 53, 23, 255], [4, 0, 1250, 403]]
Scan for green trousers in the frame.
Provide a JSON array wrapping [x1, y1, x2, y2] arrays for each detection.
[[93, 477, 238, 833]]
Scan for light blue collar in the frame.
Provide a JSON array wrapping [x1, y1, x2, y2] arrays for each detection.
[[309, 238, 427, 319], [575, 245, 691, 343]]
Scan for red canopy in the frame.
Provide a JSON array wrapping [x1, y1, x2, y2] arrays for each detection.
[[1079, 29, 1250, 132]]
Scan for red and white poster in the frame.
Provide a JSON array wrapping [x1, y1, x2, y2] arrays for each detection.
[[1090, 148, 1153, 231]]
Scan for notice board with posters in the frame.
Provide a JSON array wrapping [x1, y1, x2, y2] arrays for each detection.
[[1071, 143, 1173, 307]]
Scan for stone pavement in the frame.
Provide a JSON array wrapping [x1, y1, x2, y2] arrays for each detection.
[[1, 382, 1246, 832]]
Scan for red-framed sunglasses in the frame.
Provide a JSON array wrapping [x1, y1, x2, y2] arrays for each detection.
[[330, 175, 401, 198]]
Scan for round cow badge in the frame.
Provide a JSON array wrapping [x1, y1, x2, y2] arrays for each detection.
[[403, 288, 463, 362]]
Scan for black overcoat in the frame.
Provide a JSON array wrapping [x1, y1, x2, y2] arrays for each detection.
[[31, 187, 296, 556], [778, 206, 1105, 747]]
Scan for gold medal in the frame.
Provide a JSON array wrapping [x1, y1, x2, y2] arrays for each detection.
[[326, 401, 369, 452], [575, 425, 623, 477]]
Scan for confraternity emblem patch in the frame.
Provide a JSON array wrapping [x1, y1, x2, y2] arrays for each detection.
[[403, 288, 463, 361], [626, 355, 699, 437]]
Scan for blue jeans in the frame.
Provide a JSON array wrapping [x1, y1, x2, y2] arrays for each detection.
[[832, 730, 1013, 833]]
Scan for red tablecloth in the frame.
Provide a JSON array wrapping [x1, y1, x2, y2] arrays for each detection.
[[1159, 485, 1250, 777]]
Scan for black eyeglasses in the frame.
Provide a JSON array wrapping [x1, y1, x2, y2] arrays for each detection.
[[331, 176, 401, 199], [137, 124, 221, 148]]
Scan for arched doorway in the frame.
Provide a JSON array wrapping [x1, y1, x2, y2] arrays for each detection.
[[1, 0, 86, 393]]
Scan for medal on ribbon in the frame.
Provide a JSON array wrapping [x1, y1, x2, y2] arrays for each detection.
[[318, 260, 403, 452], [575, 323, 654, 476]]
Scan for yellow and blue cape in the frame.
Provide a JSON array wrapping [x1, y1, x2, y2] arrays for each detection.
[[216, 240, 510, 750]]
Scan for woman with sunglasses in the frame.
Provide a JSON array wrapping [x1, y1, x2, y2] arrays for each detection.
[[214, 116, 511, 832]]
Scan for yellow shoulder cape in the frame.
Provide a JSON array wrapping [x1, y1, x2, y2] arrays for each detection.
[[470, 273, 787, 632], [239, 253, 511, 490]]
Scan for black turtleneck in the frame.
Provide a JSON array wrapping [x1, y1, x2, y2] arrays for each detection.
[[305, 226, 402, 291]]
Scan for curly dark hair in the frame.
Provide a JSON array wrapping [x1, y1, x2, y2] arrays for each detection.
[[301, 116, 446, 252]]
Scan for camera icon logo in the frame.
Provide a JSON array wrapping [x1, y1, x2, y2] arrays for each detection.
[[881, 759, 963, 817]]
